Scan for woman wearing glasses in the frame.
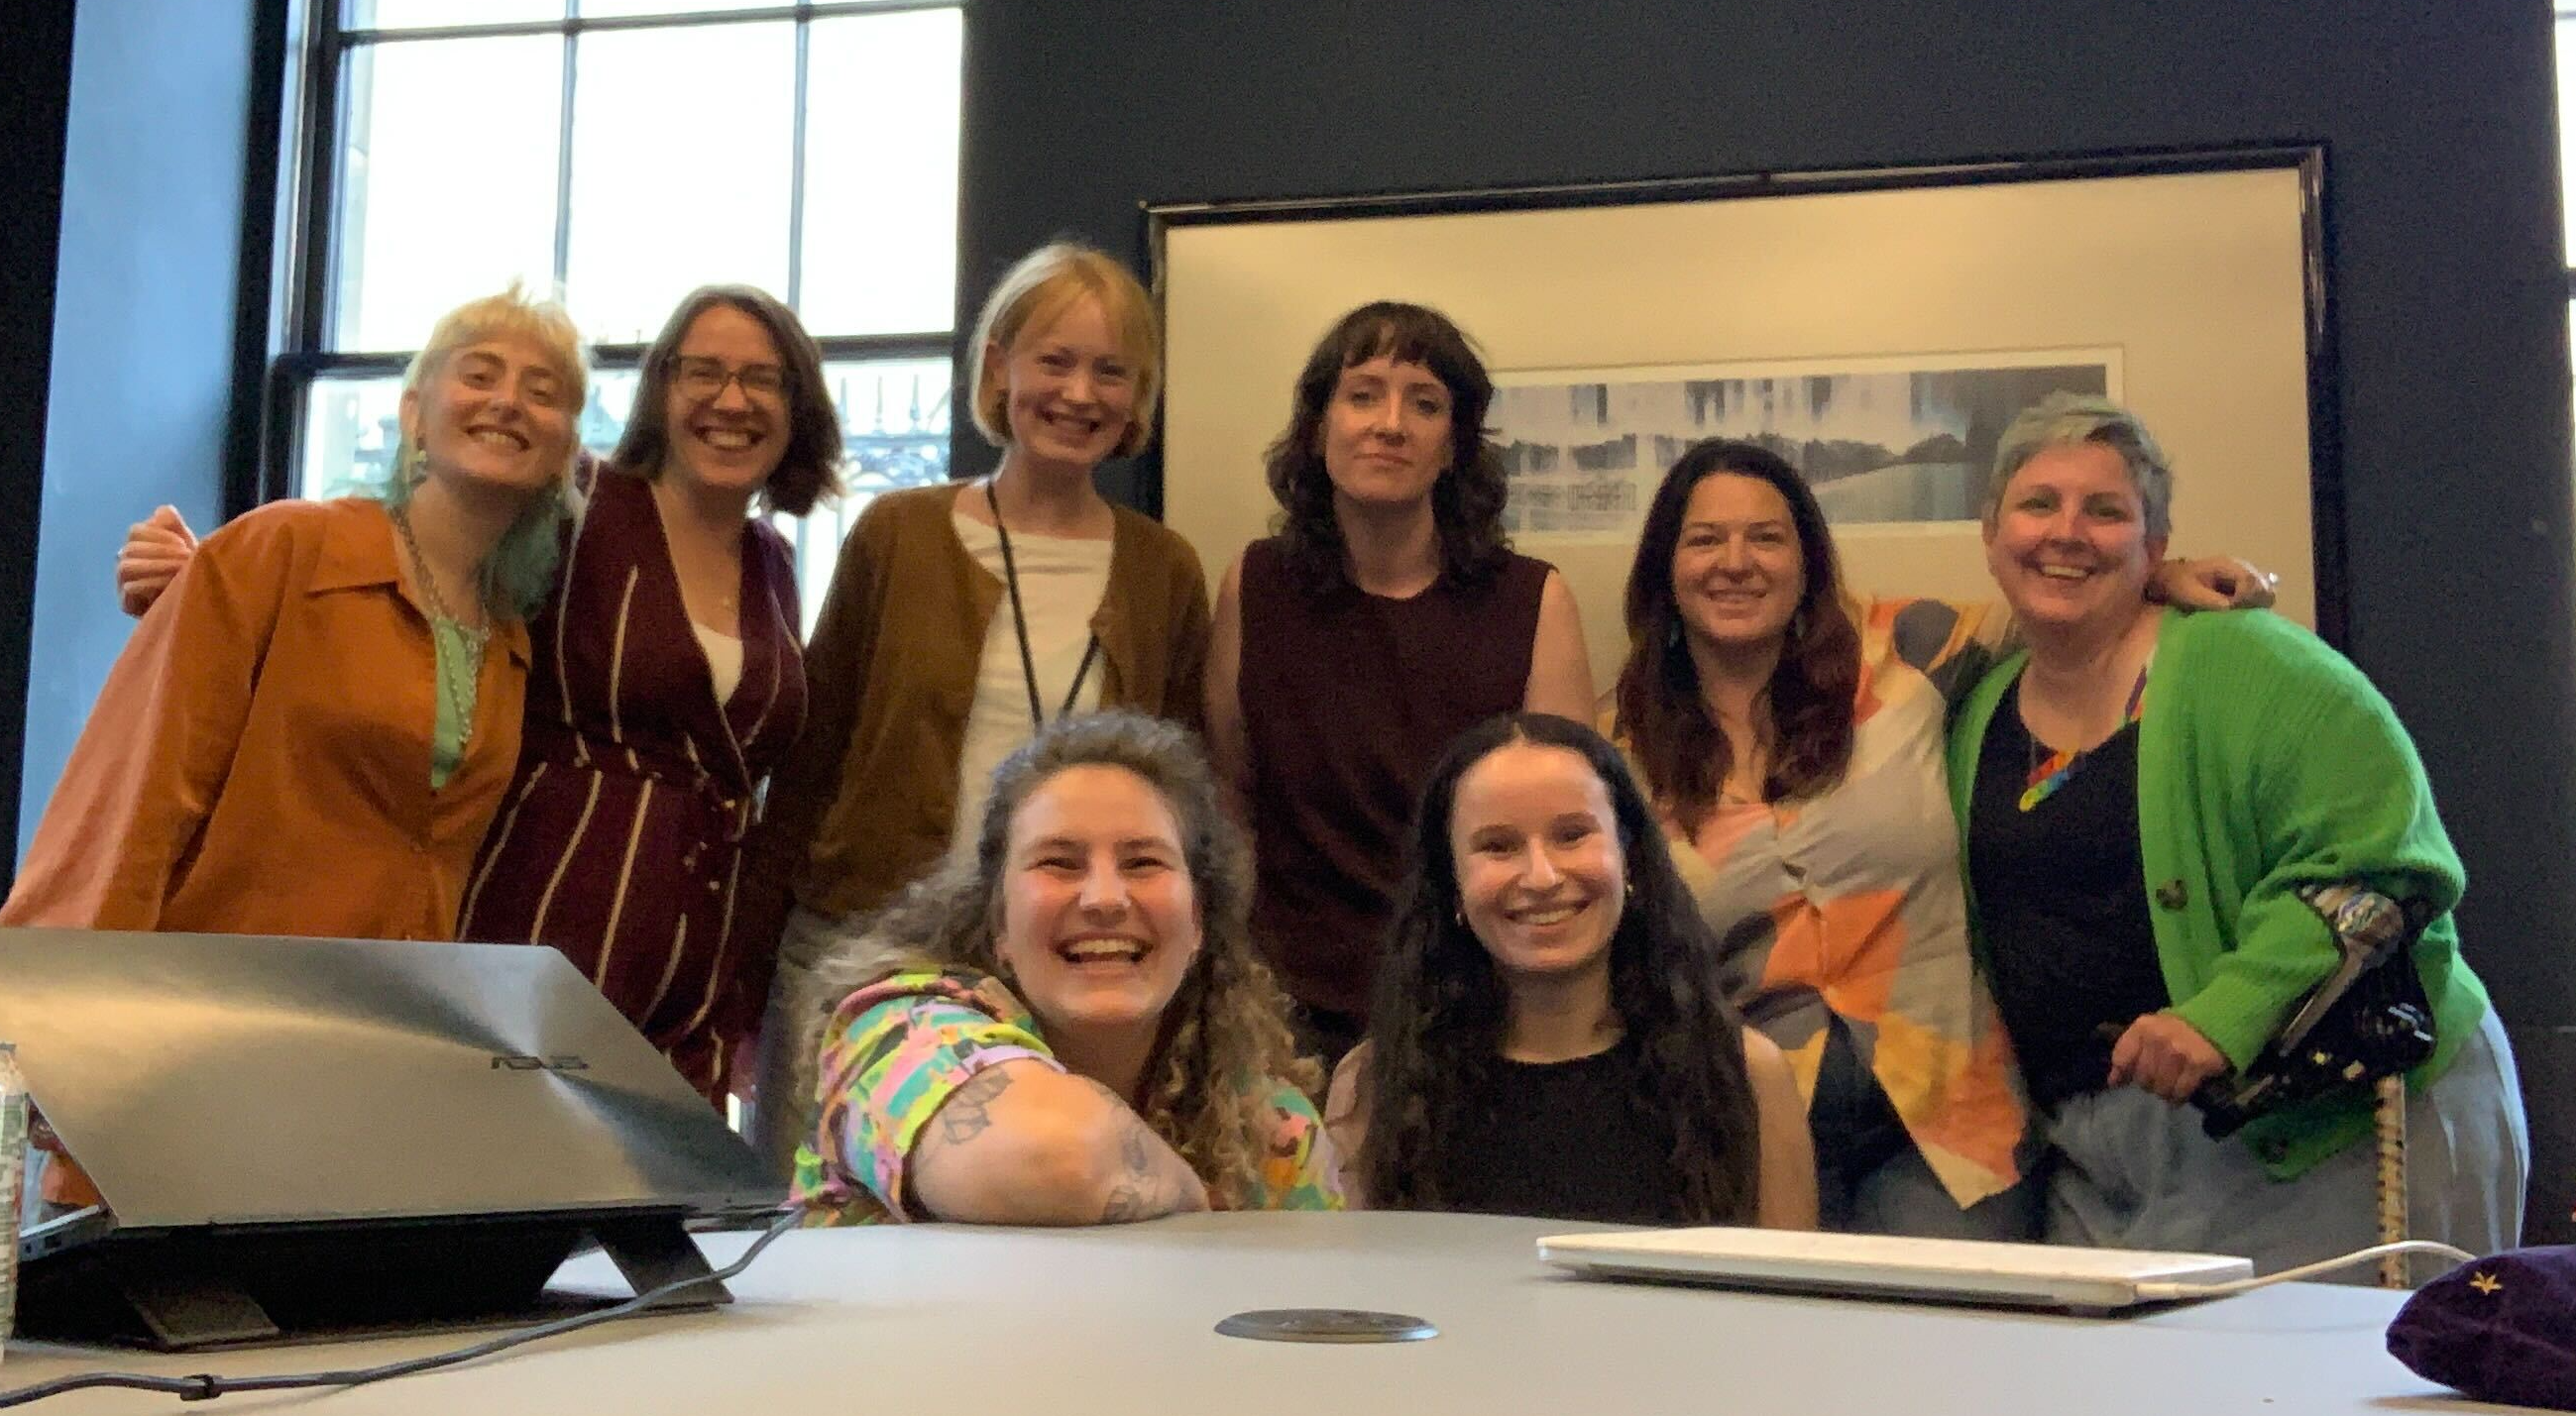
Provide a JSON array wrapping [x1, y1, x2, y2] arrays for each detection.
[[116, 283, 843, 1108], [742, 242, 1212, 1174]]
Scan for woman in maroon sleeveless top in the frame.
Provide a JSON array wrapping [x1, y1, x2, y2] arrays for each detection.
[[1205, 303, 1594, 1065]]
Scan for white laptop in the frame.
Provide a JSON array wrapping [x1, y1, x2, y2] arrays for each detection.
[[1537, 1227, 2253, 1312]]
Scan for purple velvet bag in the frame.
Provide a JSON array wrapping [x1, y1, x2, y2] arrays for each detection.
[[2387, 1246, 2576, 1411]]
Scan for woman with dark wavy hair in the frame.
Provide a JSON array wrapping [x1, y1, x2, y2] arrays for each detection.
[[1617, 436, 2269, 1237], [1206, 302, 1594, 1067], [1325, 711, 1814, 1226]]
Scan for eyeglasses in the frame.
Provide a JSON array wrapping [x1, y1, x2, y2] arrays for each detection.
[[671, 356, 788, 403]]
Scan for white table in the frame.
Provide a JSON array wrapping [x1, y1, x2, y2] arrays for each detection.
[[0, 1212, 2532, 1413]]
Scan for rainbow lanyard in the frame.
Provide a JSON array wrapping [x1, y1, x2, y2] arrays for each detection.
[[2018, 665, 2149, 813]]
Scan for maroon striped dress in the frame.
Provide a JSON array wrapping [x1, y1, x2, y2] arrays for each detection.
[[459, 467, 805, 1102]]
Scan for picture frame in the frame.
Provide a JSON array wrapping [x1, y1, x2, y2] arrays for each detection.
[[1144, 146, 2336, 687]]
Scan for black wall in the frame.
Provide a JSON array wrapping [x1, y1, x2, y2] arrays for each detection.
[[15, 0, 273, 864], [0, 0, 80, 877], [955, 0, 2576, 1239]]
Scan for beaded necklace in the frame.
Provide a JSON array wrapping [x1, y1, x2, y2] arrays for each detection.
[[2017, 663, 2148, 813], [388, 501, 488, 742]]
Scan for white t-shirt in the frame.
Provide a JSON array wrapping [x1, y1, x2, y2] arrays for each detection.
[[693, 622, 743, 704], [948, 511, 1113, 859]]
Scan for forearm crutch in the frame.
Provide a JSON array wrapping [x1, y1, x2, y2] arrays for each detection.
[[2375, 1073, 2408, 1288]]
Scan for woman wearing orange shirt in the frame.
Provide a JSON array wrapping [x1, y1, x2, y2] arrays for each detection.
[[4, 286, 586, 939]]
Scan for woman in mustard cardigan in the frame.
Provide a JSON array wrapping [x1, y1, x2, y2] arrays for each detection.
[[1949, 392, 2524, 1275], [741, 243, 1212, 1173]]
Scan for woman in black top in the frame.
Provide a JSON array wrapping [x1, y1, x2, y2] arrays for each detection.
[[1326, 712, 1816, 1227]]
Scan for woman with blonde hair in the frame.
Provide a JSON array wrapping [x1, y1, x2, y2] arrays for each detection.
[[111, 283, 843, 1106], [792, 710, 1338, 1223], [747, 242, 1213, 1172], [11, 283, 585, 939]]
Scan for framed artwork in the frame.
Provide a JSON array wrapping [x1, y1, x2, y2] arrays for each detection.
[[1146, 147, 2335, 686]]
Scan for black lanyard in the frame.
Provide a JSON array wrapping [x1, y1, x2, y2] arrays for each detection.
[[987, 479, 1100, 729]]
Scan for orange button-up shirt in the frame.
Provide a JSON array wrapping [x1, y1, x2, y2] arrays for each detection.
[[3, 497, 530, 941]]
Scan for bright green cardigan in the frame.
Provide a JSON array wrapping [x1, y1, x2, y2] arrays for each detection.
[[1948, 607, 2491, 1179]]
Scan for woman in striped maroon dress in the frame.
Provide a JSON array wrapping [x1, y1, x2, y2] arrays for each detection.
[[119, 284, 842, 1106]]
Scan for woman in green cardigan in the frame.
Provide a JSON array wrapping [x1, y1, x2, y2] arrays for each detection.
[[1949, 392, 2524, 1276]]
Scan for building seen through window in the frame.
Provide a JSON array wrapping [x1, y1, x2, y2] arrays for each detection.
[[290, 1, 963, 627]]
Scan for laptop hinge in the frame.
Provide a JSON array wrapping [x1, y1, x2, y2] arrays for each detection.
[[589, 1215, 729, 1308]]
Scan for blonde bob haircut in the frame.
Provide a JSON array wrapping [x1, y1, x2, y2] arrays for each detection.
[[967, 243, 1161, 459], [388, 282, 591, 617]]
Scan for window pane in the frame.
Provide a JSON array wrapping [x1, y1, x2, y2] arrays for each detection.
[[301, 357, 952, 633], [566, 23, 794, 343], [334, 36, 563, 351], [348, 0, 565, 29], [773, 357, 953, 634], [798, 9, 962, 336], [299, 371, 627, 500], [300, 375, 407, 499], [576, 0, 779, 16]]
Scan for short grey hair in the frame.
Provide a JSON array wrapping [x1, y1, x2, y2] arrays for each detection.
[[1983, 392, 2174, 540]]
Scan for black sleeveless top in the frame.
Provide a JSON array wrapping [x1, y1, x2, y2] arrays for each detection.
[[1238, 537, 1549, 1018], [1423, 1037, 1695, 1226]]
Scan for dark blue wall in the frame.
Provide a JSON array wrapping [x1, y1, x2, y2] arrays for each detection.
[[17, 0, 268, 859], [954, 0, 2576, 1240]]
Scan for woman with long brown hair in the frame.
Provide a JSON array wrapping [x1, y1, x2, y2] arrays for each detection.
[[1617, 436, 2268, 1235]]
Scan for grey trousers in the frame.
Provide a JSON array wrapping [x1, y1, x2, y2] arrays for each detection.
[[742, 904, 848, 1183], [2040, 1006, 2527, 1282]]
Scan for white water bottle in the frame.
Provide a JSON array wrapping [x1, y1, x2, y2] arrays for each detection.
[[0, 1043, 26, 1355]]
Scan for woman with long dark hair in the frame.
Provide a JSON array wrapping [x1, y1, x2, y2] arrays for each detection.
[[1326, 712, 1814, 1227], [1617, 436, 2268, 1236]]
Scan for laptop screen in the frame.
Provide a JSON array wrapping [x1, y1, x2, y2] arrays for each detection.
[[0, 927, 780, 1232]]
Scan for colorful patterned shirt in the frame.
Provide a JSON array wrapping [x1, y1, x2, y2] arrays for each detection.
[[790, 968, 1344, 1223], [1662, 595, 2030, 1208]]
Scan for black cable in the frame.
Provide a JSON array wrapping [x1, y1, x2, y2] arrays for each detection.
[[0, 1207, 803, 1408]]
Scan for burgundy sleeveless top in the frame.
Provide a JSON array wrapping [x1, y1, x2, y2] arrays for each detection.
[[1239, 537, 1549, 1017]]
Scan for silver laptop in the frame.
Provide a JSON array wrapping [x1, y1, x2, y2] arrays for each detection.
[[1537, 1227, 2253, 1312], [0, 926, 783, 1346]]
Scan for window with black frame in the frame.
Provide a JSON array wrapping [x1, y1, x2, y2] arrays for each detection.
[[282, 0, 961, 631]]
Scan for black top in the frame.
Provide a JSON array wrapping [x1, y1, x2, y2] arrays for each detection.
[[1966, 679, 2169, 1108], [1423, 1035, 1694, 1226]]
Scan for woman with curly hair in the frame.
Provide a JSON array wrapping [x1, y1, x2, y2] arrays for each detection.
[[1206, 302, 1593, 1068], [1326, 712, 1815, 1227], [789, 710, 1339, 1224]]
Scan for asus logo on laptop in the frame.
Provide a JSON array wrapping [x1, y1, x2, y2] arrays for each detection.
[[489, 1053, 591, 1072]]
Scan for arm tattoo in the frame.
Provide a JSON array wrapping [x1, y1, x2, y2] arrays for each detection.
[[934, 1065, 1015, 1145], [1091, 1092, 1200, 1223]]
